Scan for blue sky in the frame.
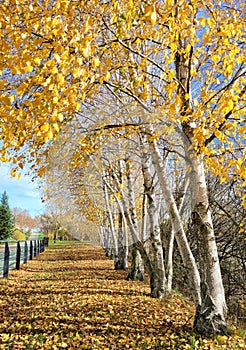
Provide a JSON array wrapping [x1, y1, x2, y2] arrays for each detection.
[[0, 164, 45, 217]]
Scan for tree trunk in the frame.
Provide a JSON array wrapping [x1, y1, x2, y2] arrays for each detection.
[[172, 0, 228, 332], [104, 228, 114, 259], [103, 179, 118, 266], [190, 154, 227, 335], [160, 220, 174, 293], [115, 212, 128, 270], [141, 139, 168, 297], [105, 156, 146, 280], [141, 192, 148, 241], [165, 225, 175, 292], [147, 134, 201, 305], [127, 245, 145, 281]]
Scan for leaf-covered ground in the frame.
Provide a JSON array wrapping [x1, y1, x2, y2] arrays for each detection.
[[0, 243, 245, 349]]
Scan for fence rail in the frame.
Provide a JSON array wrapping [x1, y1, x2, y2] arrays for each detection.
[[0, 238, 48, 278]]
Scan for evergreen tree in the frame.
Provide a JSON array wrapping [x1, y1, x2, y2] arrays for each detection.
[[0, 191, 15, 240]]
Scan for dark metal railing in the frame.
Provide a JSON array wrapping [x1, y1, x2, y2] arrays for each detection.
[[0, 238, 47, 278]]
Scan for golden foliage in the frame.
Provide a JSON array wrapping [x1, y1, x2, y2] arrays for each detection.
[[12, 229, 26, 241], [0, 0, 245, 201]]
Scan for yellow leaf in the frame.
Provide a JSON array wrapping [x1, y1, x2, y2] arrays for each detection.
[[34, 57, 41, 65], [81, 41, 91, 58], [53, 96, 59, 104], [85, 16, 93, 33], [37, 167, 46, 177], [226, 63, 233, 76], [211, 54, 220, 63], [25, 64, 33, 72], [105, 71, 111, 80], [57, 113, 64, 122], [93, 56, 100, 67], [168, 70, 175, 80], [40, 123, 50, 132], [222, 99, 234, 114], [226, 99, 234, 111], [57, 73, 64, 84], [68, 94, 76, 103], [99, 76, 104, 85], [52, 123, 60, 133], [75, 101, 81, 110], [135, 37, 141, 46], [144, 4, 157, 25], [50, 111, 58, 122], [81, 93, 86, 102], [200, 18, 206, 27], [214, 129, 223, 140], [44, 130, 53, 142], [207, 18, 215, 27], [9, 94, 15, 103], [12, 66, 21, 75], [51, 66, 58, 74], [71, 68, 80, 79], [54, 53, 61, 63], [220, 176, 227, 184]]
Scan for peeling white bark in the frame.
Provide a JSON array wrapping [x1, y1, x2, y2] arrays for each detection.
[[102, 174, 118, 266], [189, 153, 227, 335], [141, 141, 168, 297], [147, 134, 201, 305]]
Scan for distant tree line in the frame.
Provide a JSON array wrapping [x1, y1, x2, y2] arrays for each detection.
[[0, 191, 15, 240], [0, 191, 41, 240]]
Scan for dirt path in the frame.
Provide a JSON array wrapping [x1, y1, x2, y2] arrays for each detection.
[[0, 243, 244, 349]]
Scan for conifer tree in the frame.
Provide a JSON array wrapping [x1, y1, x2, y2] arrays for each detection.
[[0, 191, 15, 240]]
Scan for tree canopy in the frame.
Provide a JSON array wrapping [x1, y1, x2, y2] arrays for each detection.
[[0, 0, 245, 203], [0, 191, 15, 240]]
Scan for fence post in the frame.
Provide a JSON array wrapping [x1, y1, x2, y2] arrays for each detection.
[[30, 240, 33, 260], [16, 241, 21, 270], [24, 241, 28, 264], [40, 239, 45, 253], [3, 242, 10, 278], [37, 240, 40, 255], [44, 237, 49, 247], [34, 240, 37, 257]]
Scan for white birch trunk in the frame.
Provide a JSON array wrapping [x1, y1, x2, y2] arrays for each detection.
[[147, 135, 201, 305], [102, 177, 118, 266], [141, 140, 168, 297], [173, 2, 228, 331], [141, 193, 148, 242], [127, 246, 145, 281], [166, 226, 175, 292], [99, 225, 106, 249], [189, 152, 227, 334], [103, 170, 130, 270], [115, 212, 128, 270]]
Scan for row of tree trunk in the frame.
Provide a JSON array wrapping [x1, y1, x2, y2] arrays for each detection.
[[99, 130, 227, 336]]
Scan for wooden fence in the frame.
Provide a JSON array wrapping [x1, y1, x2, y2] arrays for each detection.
[[0, 238, 48, 278]]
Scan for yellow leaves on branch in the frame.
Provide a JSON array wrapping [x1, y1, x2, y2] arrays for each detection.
[[0, 0, 245, 185], [10, 168, 21, 180], [84, 16, 93, 33], [38, 120, 61, 143], [81, 39, 91, 58]]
